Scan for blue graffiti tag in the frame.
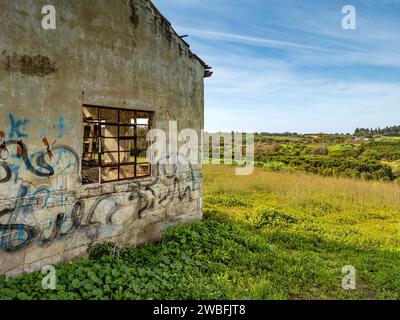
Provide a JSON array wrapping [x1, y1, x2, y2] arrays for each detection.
[[57, 116, 65, 139], [7, 114, 29, 139]]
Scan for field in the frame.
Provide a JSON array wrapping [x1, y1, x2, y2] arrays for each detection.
[[1, 164, 399, 300], [252, 134, 400, 182], [203, 164, 400, 299]]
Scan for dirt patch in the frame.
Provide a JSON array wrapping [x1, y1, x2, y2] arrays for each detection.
[[129, 0, 139, 28], [5, 54, 57, 77]]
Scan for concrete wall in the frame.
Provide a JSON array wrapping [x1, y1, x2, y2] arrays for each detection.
[[0, 0, 206, 276]]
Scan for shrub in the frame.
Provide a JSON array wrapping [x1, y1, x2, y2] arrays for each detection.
[[262, 161, 290, 172], [259, 155, 395, 181], [328, 144, 359, 158], [249, 207, 297, 228]]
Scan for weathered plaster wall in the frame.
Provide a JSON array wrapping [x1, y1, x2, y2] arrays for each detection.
[[0, 0, 205, 276]]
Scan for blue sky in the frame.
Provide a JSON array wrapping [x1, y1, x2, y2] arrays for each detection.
[[153, 0, 400, 134]]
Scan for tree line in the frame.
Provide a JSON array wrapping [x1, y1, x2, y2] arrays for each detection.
[[354, 125, 400, 136]]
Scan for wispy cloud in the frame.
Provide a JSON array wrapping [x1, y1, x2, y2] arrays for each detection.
[[153, 0, 400, 133], [177, 27, 328, 51]]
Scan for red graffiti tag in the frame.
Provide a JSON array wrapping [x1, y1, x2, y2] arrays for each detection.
[[16, 139, 24, 158], [42, 137, 54, 160], [0, 131, 8, 153]]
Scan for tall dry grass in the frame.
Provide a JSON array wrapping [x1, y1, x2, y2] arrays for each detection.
[[204, 164, 400, 211], [203, 164, 400, 250]]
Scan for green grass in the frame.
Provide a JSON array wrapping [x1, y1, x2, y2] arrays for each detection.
[[1, 165, 399, 300]]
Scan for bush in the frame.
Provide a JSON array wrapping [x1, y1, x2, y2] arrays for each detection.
[[360, 149, 381, 161], [328, 144, 359, 158], [259, 155, 395, 181], [262, 161, 291, 172], [249, 208, 297, 228]]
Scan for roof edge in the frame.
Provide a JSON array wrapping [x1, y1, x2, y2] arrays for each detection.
[[147, 0, 213, 77]]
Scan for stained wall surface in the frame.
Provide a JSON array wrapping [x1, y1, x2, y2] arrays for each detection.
[[0, 0, 206, 276]]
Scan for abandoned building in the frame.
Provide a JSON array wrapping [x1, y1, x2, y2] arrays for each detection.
[[0, 0, 211, 276]]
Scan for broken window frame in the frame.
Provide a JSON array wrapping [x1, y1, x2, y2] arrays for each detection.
[[82, 104, 153, 185]]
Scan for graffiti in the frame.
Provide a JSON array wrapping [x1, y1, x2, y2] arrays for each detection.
[[0, 116, 198, 256], [0, 193, 121, 252], [0, 170, 199, 252], [158, 176, 192, 206], [0, 138, 79, 183], [42, 137, 55, 160], [0, 224, 35, 252], [35, 196, 121, 246], [37, 201, 84, 246], [0, 117, 83, 252], [0, 138, 79, 191], [56, 116, 65, 139], [128, 178, 158, 218], [127, 155, 201, 219], [0, 142, 200, 252], [0, 113, 78, 190], [127, 174, 194, 219], [7, 114, 29, 139], [0, 162, 11, 184], [1, 139, 54, 179]]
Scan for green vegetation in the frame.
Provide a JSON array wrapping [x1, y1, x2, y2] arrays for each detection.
[[253, 133, 400, 181], [355, 125, 400, 137], [256, 156, 394, 181], [1, 165, 399, 300]]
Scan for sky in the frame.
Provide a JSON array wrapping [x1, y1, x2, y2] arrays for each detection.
[[153, 0, 400, 134]]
